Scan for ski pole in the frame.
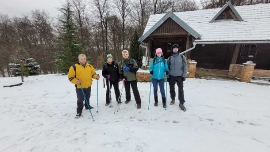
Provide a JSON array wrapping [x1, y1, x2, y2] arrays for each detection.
[[80, 85, 95, 121], [148, 78, 152, 110]]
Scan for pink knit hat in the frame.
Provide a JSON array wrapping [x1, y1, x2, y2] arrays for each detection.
[[156, 48, 162, 54]]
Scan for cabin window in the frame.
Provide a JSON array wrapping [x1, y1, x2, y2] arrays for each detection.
[[240, 44, 257, 59], [167, 43, 171, 53]]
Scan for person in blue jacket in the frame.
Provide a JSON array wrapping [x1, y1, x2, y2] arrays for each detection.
[[149, 48, 169, 108]]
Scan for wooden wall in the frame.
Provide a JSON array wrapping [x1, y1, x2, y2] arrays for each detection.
[[236, 44, 270, 70], [190, 43, 270, 70]]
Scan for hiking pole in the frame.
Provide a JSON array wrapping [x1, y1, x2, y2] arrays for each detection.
[[148, 78, 152, 110], [108, 79, 112, 107], [97, 74, 99, 113], [165, 75, 168, 110], [80, 85, 95, 121], [114, 81, 124, 114]]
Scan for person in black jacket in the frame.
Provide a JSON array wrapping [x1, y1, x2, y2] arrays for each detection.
[[102, 54, 121, 106]]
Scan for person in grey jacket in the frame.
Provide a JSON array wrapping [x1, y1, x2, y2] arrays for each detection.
[[168, 44, 188, 111]]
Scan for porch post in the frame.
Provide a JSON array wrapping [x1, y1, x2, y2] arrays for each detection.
[[148, 39, 153, 65], [231, 44, 241, 64], [185, 34, 191, 59]]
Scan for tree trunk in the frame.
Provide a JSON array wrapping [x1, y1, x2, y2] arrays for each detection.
[[6, 64, 11, 77], [105, 19, 108, 55], [20, 62, 24, 82], [0, 67, 5, 77], [101, 21, 105, 59]]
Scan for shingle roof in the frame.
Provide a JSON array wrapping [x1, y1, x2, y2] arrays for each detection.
[[138, 12, 201, 42], [210, 1, 243, 23], [140, 3, 270, 43]]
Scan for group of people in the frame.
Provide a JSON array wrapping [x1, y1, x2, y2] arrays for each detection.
[[68, 44, 188, 117]]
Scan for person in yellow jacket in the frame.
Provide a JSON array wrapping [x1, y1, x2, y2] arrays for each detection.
[[68, 54, 100, 117]]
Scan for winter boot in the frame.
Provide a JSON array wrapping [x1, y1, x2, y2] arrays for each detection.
[[125, 100, 131, 104], [85, 105, 93, 109], [137, 103, 141, 109], [179, 103, 186, 112], [75, 113, 81, 119], [154, 96, 158, 106], [170, 99, 175, 105], [162, 98, 167, 108], [117, 98, 122, 104]]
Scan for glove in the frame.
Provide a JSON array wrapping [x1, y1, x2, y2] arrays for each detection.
[[150, 71, 153, 75], [106, 75, 110, 79], [123, 66, 130, 72], [165, 71, 169, 75], [182, 77, 186, 81]]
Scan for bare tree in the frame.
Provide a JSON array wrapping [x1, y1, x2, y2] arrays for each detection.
[[129, 0, 152, 35], [172, 0, 199, 12], [93, 0, 108, 56], [153, 0, 158, 14], [0, 14, 16, 77], [72, 0, 87, 42], [115, 0, 130, 50], [31, 10, 56, 74], [200, 0, 268, 9]]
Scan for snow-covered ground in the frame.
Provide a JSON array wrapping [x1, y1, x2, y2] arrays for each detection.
[[0, 70, 270, 152]]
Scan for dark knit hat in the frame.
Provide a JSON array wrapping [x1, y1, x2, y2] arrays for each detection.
[[172, 44, 179, 49]]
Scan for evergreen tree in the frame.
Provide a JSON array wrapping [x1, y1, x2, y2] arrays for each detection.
[[57, 1, 84, 73], [129, 30, 143, 68], [9, 58, 40, 76]]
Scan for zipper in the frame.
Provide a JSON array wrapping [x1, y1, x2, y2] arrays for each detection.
[[82, 64, 88, 88], [158, 59, 160, 79], [174, 56, 175, 75]]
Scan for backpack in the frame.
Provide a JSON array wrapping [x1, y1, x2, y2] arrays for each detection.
[[104, 62, 117, 69], [72, 63, 92, 78], [152, 57, 166, 65], [72, 64, 77, 78], [119, 58, 135, 70], [168, 54, 185, 70]]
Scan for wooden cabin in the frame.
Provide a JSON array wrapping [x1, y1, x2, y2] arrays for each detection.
[[139, 2, 270, 70]]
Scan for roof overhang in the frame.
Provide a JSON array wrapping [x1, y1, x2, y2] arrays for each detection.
[[139, 12, 201, 42], [195, 40, 270, 44]]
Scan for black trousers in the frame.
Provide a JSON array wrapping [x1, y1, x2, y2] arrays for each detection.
[[169, 75, 185, 104], [124, 81, 141, 104], [106, 80, 120, 104], [76, 87, 91, 114]]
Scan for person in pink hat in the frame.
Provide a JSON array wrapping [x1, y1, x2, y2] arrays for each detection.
[[149, 48, 169, 108]]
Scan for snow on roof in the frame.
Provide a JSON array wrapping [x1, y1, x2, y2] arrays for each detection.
[[209, 1, 243, 23], [141, 3, 270, 43]]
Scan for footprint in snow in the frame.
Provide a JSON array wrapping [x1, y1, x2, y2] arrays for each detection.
[[237, 121, 244, 124], [74, 148, 81, 152], [206, 119, 214, 122], [135, 145, 143, 152], [123, 127, 131, 140], [249, 123, 258, 126]]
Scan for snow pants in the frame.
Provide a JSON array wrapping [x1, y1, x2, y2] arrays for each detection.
[[76, 87, 91, 114]]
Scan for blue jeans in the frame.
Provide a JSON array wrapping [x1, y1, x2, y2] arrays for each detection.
[[152, 79, 165, 98]]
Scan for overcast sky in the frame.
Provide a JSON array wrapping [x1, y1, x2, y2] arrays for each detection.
[[0, 0, 65, 18], [0, 0, 201, 19]]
